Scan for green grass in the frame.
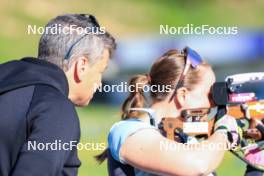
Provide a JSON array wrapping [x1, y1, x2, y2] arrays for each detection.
[[76, 104, 120, 175], [77, 104, 246, 176]]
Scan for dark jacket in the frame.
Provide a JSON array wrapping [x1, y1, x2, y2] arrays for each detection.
[[0, 57, 81, 176]]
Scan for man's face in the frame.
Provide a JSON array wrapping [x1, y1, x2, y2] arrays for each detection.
[[81, 49, 109, 106], [66, 49, 110, 106]]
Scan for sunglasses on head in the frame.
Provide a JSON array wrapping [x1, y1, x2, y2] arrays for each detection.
[[64, 14, 100, 60], [169, 47, 203, 102]]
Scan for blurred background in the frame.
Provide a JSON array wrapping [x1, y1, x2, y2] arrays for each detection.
[[1, 0, 264, 175]]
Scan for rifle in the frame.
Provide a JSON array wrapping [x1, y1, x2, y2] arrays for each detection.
[[159, 72, 264, 170]]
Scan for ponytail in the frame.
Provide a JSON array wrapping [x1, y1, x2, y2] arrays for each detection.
[[95, 74, 150, 164], [94, 148, 108, 164], [121, 74, 149, 119]]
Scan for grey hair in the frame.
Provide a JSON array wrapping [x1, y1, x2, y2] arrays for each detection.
[[38, 14, 116, 70]]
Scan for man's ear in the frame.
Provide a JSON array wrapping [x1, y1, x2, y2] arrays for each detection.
[[73, 56, 89, 83], [174, 87, 189, 109]]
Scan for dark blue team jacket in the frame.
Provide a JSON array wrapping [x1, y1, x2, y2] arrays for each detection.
[[0, 57, 81, 176]]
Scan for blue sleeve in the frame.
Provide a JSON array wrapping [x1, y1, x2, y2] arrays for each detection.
[[108, 118, 155, 164]]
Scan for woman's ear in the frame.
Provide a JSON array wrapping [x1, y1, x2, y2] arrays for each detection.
[[73, 56, 89, 83], [174, 87, 189, 108]]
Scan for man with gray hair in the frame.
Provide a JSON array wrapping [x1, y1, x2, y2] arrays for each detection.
[[0, 14, 116, 176]]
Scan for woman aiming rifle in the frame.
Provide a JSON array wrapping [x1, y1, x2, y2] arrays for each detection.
[[96, 47, 239, 176]]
